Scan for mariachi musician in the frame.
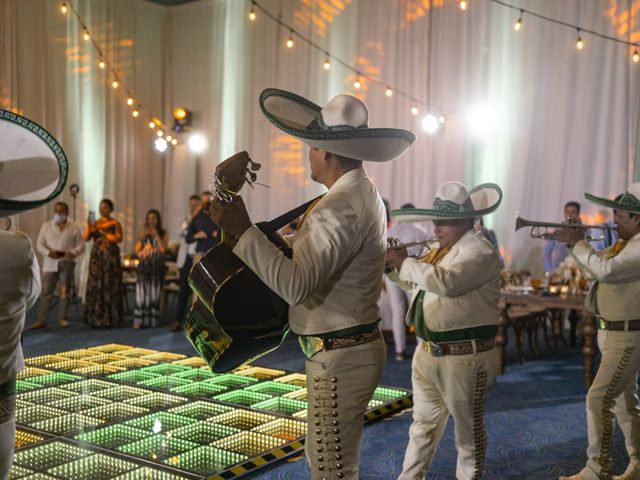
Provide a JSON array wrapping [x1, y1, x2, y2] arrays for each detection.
[[211, 88, 415, 480]]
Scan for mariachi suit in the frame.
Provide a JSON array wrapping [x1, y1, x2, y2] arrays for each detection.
[[390, 230, 501, 480], [233, 168, 387, 479], [569, 234, 640, 480]]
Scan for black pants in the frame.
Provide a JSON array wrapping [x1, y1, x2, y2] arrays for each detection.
[[176, 255, 194, 324]]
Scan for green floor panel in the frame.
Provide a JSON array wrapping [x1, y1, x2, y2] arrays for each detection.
[[47, 453, 139, 480], [19, 387, 76, 405], [206, 374, 258, 389], [47, 395, 111, 412], [124, 412, 196, 433], [59, 379, 114, 394], [117, 435, 200, 461], [14, 441, 93, 471], [30, 373, 81, 387], [139, 364, 191, 377], [31, 413, 105, 435], [212, 390, 271, 407], [84, 403, 149, 422], [171, 368, 217, 383], [169, 421, 241, 444], [372, 386, 407, 402], [171, 382, 227, 398], [166, 401, 232, 420], [163, 446, 247, 476], [129, 392, 187, 410], [75, 424, 151, 449], [245, 381, 302, 397], [251, 397, 308, 416], [107, 370, 161, 384], [93, 385, 149, 402], [139, 376, 191, 391]]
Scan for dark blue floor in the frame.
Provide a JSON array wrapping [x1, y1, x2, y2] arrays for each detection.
[[22, 298, 632, 479]]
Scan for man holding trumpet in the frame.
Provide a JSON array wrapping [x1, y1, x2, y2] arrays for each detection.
[[385, 181, 503, 480], [558, 182, 640, 480]]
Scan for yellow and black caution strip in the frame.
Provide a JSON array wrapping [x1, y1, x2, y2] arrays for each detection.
[[364, 396, 414, 422]]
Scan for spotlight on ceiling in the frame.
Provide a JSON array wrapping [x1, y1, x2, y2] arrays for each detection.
[[173, 107, 192, 132], [187, 133, 208, 154], [154, 137, 168, 152]]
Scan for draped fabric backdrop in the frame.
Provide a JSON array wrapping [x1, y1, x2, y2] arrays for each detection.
[[1, 0, 639, 278]]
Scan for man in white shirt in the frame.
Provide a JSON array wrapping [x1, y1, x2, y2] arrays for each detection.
[[386, 181, 503, 480], [559, 182, 640, 480], [30, 201, 84, 329], [212, 88, 415, 479]]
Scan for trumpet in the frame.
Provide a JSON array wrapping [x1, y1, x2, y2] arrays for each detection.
[[387, 238, 439, 252], [515, 215, 616, 242]]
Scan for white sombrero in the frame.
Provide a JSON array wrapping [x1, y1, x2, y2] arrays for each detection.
[[584, 182, 640, 214], [393, 181, 503, 222], [259, 88, 416, 162], [0, 109, 68, 216]]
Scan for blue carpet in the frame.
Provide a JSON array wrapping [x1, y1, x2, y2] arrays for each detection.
[[22, 299, 633, 479]]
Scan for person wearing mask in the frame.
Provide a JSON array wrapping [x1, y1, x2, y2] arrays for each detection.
[[171, 194, 200, 332], [134, 209, 168, 329], [29, 201, 84, 329], [83, 198, 124, 328], [386, 181, 503, 480], [186, 191, 221, 264], [559, 183, 640, 480]]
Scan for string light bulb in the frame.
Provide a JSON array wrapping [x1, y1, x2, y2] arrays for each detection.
[[126, 97, 134, 106], [148, 121, 155, 129], [171, 138, 178, 146], [439, 115, 446, 124], [249, 6, 256, 21], [166, 135, 173, 142], [98, 59, 105, 69], [132, 109, 139, 118], [60, 3, 68, 14], [459, 0, 467, 11], [83, 30, 90, 41], [354, 77, 361, 89], [514, 10, 523, 31], [411, 106, 419, 116], [576, 29, 584, 50], [157, 130, 164, 137], [111, 80, 119, 89], [633, 49, 639, 63], [385, 86, 393, 97], [323, 58, 331, 70], [286, 32, 294, 48]]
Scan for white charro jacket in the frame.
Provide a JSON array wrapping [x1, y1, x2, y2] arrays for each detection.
[[571, 232, 640, 322], [233, 167, 387, 335], [393, 229, 501, 332]]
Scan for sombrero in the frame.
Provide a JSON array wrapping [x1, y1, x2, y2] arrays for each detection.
[[0, 109, 68, 216], [584, 182, 640, 214], [393, 181, 502, 222], [259, 88, 415, 162]]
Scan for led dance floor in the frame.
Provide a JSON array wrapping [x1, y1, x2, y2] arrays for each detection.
[[11, 344, 412, 479]]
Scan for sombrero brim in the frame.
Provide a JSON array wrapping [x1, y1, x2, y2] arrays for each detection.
[[393, 183, 503, 222], [259, 88, 416, 162], [584, 192, 640, 214], [0, 110, 68, 216]]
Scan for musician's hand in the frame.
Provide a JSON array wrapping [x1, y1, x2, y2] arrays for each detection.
[[210, 196, 252, 238], [557, 226, 584, 247], [386, 248, 408, 271]]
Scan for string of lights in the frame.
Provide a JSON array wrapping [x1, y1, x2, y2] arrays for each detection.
[[60, 1, 178, 150]]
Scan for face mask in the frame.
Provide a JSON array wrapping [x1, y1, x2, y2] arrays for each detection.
[[54, 214, 67, 224]]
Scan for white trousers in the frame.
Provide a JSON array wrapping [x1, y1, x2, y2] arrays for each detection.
[[305, 335, 386, 480], [576, 329, 640, 480], [399, 344, 500, 480], [0, 393, 16, 480], [383, 277, 410, 354]]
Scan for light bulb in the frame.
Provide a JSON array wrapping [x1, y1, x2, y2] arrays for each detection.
[[112, 80, 119, 89], [385, 87, 393, 97], [132, 109, 139, 118], [148, 121, 155, 129], [459, 0, 467, 10], [633, 50, 639, 63], [166, 135, 173, 142], [249, 7, 256, 21], [354, 78, 361, 89], [98, 59, 105, 69], [576, 37, 584, 50], [411, 106, 419, 116], [514, 18, 522, 31], [83, 31, 90, 41], [157, 130, 164, 137], [60, 3, 68, 14], [438, 115, 446, 124], [126, 97, 134, 106], [286, 35, 294, 48], [171, 139, 178, 146], [323, 59, 331, 70]]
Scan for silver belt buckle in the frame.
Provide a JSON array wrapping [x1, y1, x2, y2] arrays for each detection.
[[428, 341, 445, 357]]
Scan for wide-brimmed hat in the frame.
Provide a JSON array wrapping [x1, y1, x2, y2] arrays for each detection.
[[0, 109, 68, 216], [259, 88, 415, 162], [584, 182, 640, 214], [393, 181, 502, 222]]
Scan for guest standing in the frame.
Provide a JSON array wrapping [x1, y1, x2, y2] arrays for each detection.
[[134, 209, 167, 329], [83, 198, 124, 328]]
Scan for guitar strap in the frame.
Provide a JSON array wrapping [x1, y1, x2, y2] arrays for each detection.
[[261, 195, 324, 234]]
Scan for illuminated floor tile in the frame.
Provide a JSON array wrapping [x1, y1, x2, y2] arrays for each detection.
[[367, 399, 385, 409], [73, 364, 126, 376], [30, 373, 81, 387], [233, 367, 286, 380], [17, 367, 52, 380], [16, 380, 42, 393], [283, 388, 308, 402], [59, 379, 114, 394], [139, 376, 190, 391], [140, 364, 191, 376], [107, 370, 162, 384], [13, 441, 92, 471], [118, 435, 199, 461], [169, 421, 241, 444], [17, 406, 67, 425], [163, 446, 246, 475], [14, 430, 46, 449], [124, 412, 196, 433], [167, 401, 232, 420], [212, 431, 286, 457], [87, 344, 133, 353], [84, 403, 149, 422], [252, 418, 307, 442], [56, 349, 97, 359], [141, 352, 187, 362], [46, 360, 96, 372], [213, 390, 271, 407], [171, 368, 217, 383], [25, 355, 67, 367], [83, 354, 129, 365], [47, 394, 110, 412], [115, 347, 159, 358], [245, 381, 302, 397], [19, 474, 60, 479], [171, 382, 227, 398], [93, 385, 149, 402], [171, 357, 206, 368], [47, 453, 139, 479], [19, 387, 76, 404], [110, 358, 158, 370], [111, 467, 192, 480], [206, 374, 258, 389], [31, 413, 105, 435], [372, 386, 407, 402], [76, 424, 151, 449], [273, 373, 307, 387], [251, 397, 308, 416], [208, 410, 276, 430], [129, 392, 187, 410], [8, 465, 33, 479]]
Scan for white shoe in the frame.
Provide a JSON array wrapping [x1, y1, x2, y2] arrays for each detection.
[[613, 465, 640, 480]]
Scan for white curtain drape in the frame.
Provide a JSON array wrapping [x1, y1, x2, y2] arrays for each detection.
[[1, 0, 639, 277]]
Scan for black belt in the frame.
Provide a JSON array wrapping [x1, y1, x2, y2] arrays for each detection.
[[599, 319, 640, 331]]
